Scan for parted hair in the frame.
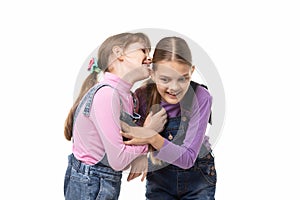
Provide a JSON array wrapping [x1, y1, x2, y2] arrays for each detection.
[[146, 36, 193, 165]]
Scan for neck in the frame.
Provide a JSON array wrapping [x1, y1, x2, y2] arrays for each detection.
[[108, 68, 135, 85], [122, 73, 138, 85]]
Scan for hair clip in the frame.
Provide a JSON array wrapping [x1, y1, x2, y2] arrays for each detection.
[[87, 57, 100, 73]]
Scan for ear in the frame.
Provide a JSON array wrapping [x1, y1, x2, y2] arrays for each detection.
[[150, 70, 156, 82], [112, 46, 124, 61], [191, 65, 195, 75]]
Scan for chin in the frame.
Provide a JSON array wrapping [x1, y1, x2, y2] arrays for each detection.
[[164, 97, 180, 104]]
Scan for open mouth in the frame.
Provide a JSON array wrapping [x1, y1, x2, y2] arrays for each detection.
[[166, 91, 180, 98]]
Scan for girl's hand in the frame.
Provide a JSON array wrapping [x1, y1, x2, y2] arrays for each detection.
[[144, 105, 167, 132], [127, 155, 148, 182], [120, 122, 157, 140], [120, 121, 165, 150]]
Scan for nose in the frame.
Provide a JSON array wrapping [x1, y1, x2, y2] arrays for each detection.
[[143, 57, 152, 64], [168, 80, 180, 91]]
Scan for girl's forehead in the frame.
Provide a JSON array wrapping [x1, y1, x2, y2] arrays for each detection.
[[155, 61, 191, 76]]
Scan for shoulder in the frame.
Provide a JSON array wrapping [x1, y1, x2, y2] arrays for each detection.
[[134, 82, 153, 101], [93, 84, 116, 100], [191, 81, 212, 100], [134, 84, 147, 97]]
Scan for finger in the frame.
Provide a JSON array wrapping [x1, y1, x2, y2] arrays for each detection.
[[124, 139, 145, 145], [127, 172, 138, 181], [124, 140, 131, 145], [127, 173, 133, 181], [163, 119, 167, 125], [144, 111, 153, 123], [148, 111, 153, 117], [141, 165, 148, 181], [157, 107, 167, 116], [127, 172, 141, 181], [161, 114, 167, 121], [120, 131, 133, 139], [150, 104, 161, 114], [124, 139, 136, 145], [141, 172, 147, 182], [120, 121, 131, 132], [127, 173, 135, 181], [124, 138, 147, 145]]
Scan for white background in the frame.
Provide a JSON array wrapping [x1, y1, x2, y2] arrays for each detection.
[[1, 0, 299, 199]]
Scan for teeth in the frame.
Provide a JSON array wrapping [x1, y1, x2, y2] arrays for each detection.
[[168, 92, 178, 96]]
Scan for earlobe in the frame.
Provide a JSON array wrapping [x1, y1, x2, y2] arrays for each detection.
[[191, 65, 195, 74]]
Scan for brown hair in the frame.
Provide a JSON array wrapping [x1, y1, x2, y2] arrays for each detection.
[[64, 32, 151, 141], [146, 37, 193, 165], [146, 36, 193, 115]]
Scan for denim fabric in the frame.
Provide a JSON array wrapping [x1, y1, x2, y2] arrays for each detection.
[[64, 83, 138, 199], [64, 154, 122, 200], [146, 115, 217, 200], [74, 83, 112, 121]]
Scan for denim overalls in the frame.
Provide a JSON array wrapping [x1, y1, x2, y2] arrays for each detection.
[[146, 84, 217, 200], [64, 83, 138, 200]]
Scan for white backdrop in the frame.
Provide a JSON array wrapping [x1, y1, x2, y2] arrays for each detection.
[[0, 0, 299, 199]]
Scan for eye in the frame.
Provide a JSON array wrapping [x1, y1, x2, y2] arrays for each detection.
[[159, 77, 169, 83], [179, 76, 191, 83], [140, 48, 146, 54], [178, 77, 186, 82]]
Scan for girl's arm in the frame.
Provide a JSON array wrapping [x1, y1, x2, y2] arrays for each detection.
[[154, 95, 212, 169], [122, 88, 212, 169], [91, 87, 148, 171], [121, 126, 165, 150]]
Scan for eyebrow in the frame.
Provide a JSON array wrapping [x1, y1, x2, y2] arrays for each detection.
[[182, 74, 190, 77], [159, 74, 190, 79], [159, 75, 170, 78], [179, 74, 191, 79]]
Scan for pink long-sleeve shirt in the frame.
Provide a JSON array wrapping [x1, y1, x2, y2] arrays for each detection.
[[72, 72, 148, 171]]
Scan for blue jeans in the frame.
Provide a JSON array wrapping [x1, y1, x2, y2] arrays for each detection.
[[146, 116, 217, 200], [64, 154, 122, 200], [146, 152, 216, 200]]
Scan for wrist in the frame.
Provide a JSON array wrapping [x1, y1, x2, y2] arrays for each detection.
[[149, 134, 164, 150], [148, 134, 156, 146]]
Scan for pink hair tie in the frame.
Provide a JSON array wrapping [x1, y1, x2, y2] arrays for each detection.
[[87, 57, 100, 73]]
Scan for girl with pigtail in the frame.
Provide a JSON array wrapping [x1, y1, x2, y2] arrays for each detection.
[[63, 32, 166, 200]]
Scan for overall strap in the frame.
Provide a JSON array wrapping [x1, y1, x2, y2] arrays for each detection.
[[171, 81, 212, 148], [72, 83, 125, 140], [181, 81, 212, 125], [83, 84, 116, 117], [73, 83, 113, 124], [198, 83, 212, 125], [182, 82, 213, 158], [71, 83, 113, 139]]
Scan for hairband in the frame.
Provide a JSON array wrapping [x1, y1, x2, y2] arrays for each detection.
[[87, 57, 100, 73]]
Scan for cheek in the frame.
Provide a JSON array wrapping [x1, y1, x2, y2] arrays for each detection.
[[137, 54, 145, 62], [127, 54, 143, 64], [156, 85, 166, 96], [182, 83, 190, 91], [180, 84, 190, 95]]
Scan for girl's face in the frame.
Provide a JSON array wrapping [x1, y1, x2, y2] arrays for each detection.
[[124, 42, 150, 67], [152, 61, 194, 104], [123, 42, 151, 80]]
